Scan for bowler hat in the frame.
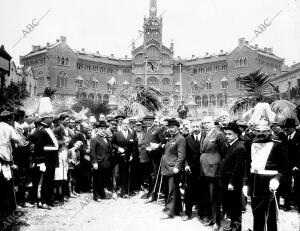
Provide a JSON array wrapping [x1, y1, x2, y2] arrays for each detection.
[[224, 122, 241, 135], [95, 120, 108, 128], [143, 115, 155, 120], [166, 118, 180, 127], [236, 119, 248, 128], [136, 121, 143, 126], [0, 111, 13, 120], [115, 115, 126, 120], [284, 118, 296, 128]]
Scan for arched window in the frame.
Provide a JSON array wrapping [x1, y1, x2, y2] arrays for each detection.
[[147, 76, 159, 86], [243, 57, 248, 66], [65, 57, 70, 66], [57, 72, 68, 88], [135, 77, 143, 86], [195, 96, 201, 108], [202, 95, 208, 107], [239, 58, 243, 67], [210, 95, 216, 106], [162, 78, 170, 85], [134, 54, 144, 65], [88, 93, 94, 100], [97, 94, 102, 102], [103, 94, 109, 104], [61, 57, 65, 65], [173, 95, 179, 105], [81, 92, 87, 99], [147, 45, 159, 57], [217, 94, 224, 107], [57, 56, 60, 65]]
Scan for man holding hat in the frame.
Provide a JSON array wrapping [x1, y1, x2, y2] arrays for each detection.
[[160, 118, 186, 219], [221, 122, 247, 231], [284, 118, 300, 212], [243, 120, 288, 231], [90, 121, 113, 201]]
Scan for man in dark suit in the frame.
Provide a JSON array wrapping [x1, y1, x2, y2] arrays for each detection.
[[284, 118, 300, 212], [90, 121, 113, 201], [221, 122, 246, 231], [160, 118, 186, 219], [143, 115, 166, 202], [177, 101, 189, 119], [31, 115, 59, 209], [53, 113, 71, 143], [111, 118, 138, 198], [182, 121, 205, 220], [200, 117, 227, 230]]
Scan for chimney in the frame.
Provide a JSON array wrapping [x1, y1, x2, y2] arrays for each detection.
[[220, 50, 223, 54], [46, 42, 50, 46], [60, 36, 66, 44], [56, 39, 59, 43], [269, 48, 273, 53], [125, 55, 128, 58], [238, 38, 246, 48], [96, 51, 100, 55], [245, 41, 249, 45], [192, 54, 195, 59], [111, 54, 114, 58], [170, 40, 174, 51], [177, 56, 181, 60], [205, 52, 209, 56], [32, 45, 40, 51], [81, 48, 85, 52], [254, 44, 258, 49], [264, 47, 268, 52]]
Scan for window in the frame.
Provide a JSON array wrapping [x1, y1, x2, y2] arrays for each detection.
[[147, 77, 159, 86], [221, 78, 228, 89], [103, 94, 109, 104], [243, 57, 248, 66], [162, 98, 170, 106], [206, 81, 212, 90], [57, 72, 68, 88], [88, 94, 94, 100], [65, 57, 70, 66], [195, 96, 201, 108], [210, 95, 216, 106], [107, 83, 112, 92], [202, 95, 208, 107], [162, 78, 170, 85], [217, 94, 224, 107], [135, 78, 143, 85], [61, 57, 65, 65]]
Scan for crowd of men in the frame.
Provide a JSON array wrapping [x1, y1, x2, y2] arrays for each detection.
[[0, 106, 300, 231]]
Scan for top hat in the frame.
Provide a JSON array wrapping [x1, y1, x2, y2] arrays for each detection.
[[166, 118, 180, 127], [135, 121, 143, 126], [284, 118, 296, 128], [224, 122, 241, 134], [115, 115, 126, 120], [236, 119, 248, 128], [95, 120, 108, 128], [143, 115, 155, 120]]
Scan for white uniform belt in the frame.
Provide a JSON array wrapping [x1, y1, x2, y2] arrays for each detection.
[[251, 169, 279, 175], [44, 146, 58, 151]]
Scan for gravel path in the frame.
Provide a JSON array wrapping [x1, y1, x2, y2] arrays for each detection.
[[5, 192, 299, 231]]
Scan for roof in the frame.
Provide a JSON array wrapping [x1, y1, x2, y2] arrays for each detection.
[[184, 54, 228, 66], [22, 42, 59, 58], [76, 52, 132, 66]]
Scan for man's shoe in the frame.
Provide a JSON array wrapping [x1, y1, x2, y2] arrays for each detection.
[[203, 219, 214, 226], [145, 196, 156, 204], [181, 214, 192, 221], [94, 198, 102, 202], [160, 213, 174, 219], [141, 193, 149, 199], [212, 223, 220, 231]]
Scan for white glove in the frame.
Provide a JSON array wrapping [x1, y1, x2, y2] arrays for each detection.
[[93, 163, 98, 170], [228, 184, 234, 191], [118, 147, 125, 153], [173, 167, 179, 174], [242, 185, 248, 197], [185, 166, 191, 173], [38, 163, 46, 172], [269, 178, 279, 191]]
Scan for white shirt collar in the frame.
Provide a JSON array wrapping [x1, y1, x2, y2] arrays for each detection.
[[290, 131, 296, 140], [229, 138, 238, 146]]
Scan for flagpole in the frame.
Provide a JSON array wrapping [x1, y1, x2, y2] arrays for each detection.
[[145, 56, 148, 86]]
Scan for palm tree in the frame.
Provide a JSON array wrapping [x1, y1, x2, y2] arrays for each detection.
[[72, 98, 111, 119], [230, 69, 280, 114], [116, 85, 162, 118]]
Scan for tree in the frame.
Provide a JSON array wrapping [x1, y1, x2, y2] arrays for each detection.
[[0, 81, 29, 112], [117, 85, 162, 117], [230, 69, 280, 114], [72, 98, 111, 119]]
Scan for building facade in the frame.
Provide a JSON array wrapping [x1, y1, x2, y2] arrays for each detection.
[[20, 0, 285, 118]]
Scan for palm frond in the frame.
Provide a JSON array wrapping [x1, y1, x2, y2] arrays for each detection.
[[271, 100, 299, 124]]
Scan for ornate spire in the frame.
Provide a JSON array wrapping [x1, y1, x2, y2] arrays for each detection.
[[149, 0, 157, 18]]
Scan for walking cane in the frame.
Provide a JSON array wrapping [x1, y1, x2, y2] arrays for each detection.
[[153, 155, 163, 194], [156, 173, 163, 205], [62, 158, 65, 205], [128, 160, 131, 199]]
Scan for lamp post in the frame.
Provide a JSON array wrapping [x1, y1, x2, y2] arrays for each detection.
[[177, 61, 183, 101]]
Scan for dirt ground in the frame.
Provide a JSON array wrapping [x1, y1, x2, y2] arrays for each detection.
[[3, 192, 300, 231]]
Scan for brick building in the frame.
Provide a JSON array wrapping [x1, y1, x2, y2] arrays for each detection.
[[20, 0, 285, 118]]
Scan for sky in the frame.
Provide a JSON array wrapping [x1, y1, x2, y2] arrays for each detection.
[[1, 0, 300, 66]]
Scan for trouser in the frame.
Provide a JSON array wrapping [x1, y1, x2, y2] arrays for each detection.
[[118, 158, 133, 195], [139, 162, 153, 190], [183, 172, 201, 216], [41, 167, 55, 205], [148, 154, 162, 198], [0, 173, 16, 220], [251, 194, 278, 231], [162, 174, 182, 217], [93, 167, 112, 199], [222, 186, 242, 229], [202, 177, 221, 225], [294, 170, 300, 212], [280, 170, 292, 208]]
